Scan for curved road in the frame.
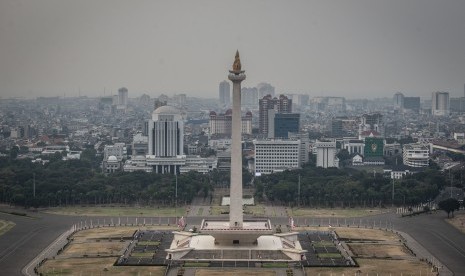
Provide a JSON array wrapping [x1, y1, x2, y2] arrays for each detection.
[[1, 208, 464, 276]]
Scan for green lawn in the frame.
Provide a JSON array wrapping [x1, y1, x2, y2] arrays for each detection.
[[210, 206, 229, 215], [313, 241, 335, 247], [0, 219, 15, 236], [317, 253, 343, 258], [43, 206, 186, 217], [244, 205, 265, 216]]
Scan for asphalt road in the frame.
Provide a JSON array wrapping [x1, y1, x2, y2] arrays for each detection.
[[0, 210, 76, 276], [1, 208, 464, 276]]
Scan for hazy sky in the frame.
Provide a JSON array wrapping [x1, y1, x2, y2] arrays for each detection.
[[1, 0, 465, 99]]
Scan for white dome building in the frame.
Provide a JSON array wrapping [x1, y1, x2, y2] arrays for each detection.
[[147, 105, 184, 174]]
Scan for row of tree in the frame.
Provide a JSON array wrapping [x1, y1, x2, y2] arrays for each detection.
[[255, 165, 448, 207], [0, 152, 457, 208], [0, 156, 212, 207]]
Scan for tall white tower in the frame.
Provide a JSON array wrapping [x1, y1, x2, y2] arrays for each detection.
[[228, 51, 246, 228], [219, 80, 231, 105], [431, 91, 450, 116]]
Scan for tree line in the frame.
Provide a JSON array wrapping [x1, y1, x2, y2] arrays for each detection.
[[0, 151, 455, 208], [0, 155, 212, 208], [254, 165, 447, 207]]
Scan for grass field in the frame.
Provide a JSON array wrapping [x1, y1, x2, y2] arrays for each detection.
[[445, 212, 465, 234], [290, 207, 388, 217], [39, 226, 177, 276], [195, 269, 276, 276], [210, 206, 229, 215], [244, 205, 266, 216], [306, 259, 432, 275], [349, 244, 409, 258], [0, 219, 15, 236], [38, 257, 166, 276], [296, 226, 433, 275], [43, 206, 186, 217]]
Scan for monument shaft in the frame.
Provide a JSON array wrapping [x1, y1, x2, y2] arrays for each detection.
[[228, 51, 246, 228]]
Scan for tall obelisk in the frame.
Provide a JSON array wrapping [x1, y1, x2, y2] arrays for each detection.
[[228, 51, 246, 228]]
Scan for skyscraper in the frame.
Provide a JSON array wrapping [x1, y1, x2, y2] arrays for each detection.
[[393, 92, 404, 109], [258, 94, 292, 135], [257, 82, 275, 100], [117, 87, 128, 110], [273, 113, 300, 139], [431, 91, 450, 116], [219, 80, 230, 106], [147, 105, 184, 173]]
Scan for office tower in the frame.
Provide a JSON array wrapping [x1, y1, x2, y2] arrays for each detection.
[[219, 80, 231, 105], [403, 97, 420, 112], [431, 91, 450, 116], [253, 139, 301, 175], [257, 82, 275, 100], [241, 87, 258, 106], [393, 92, 404, 109], [273, 113, 300, 139], [259, 94, 292, 135], [117, 87, 128, 110], [315, 139, 339, 168], [147, 105, 184, 173]]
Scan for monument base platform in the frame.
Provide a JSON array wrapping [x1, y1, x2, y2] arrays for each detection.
[[166, 229, 306, 262], [199, 219, 273, 245]]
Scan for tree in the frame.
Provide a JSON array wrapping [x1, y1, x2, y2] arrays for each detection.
[[438, 198, 460, 218]]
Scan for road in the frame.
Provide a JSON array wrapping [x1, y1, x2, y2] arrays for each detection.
[[0, 207, 464, 276]]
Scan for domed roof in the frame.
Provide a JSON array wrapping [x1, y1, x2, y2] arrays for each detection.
[[108, 155, 118, 162], [153, 105, 180, 115], [210, 111, 217, 116]]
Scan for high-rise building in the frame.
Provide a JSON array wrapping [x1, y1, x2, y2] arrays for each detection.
[[241, 87, 258, 106], [219, 80, 230, 106], [174, 93, 186, 107], [147, 105, 184, 173], [450, 97, 465, 113], [209, 109, 253, 136], [259, 94, 292, 135], [359, 113, 384, 139], [393, 92, 404, 109], [431, 91, 450, 116], [257, 82, 275, 100], [253, 139, 301, 175], [274, 113, 300, 139], [117, 87, 128, 110], [403, 97, 420, 112], [314, 139, 339, 168], [403, 143, 430, 167]]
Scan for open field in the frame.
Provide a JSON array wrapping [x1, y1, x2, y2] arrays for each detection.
[[38, 226, 177, 276], [306, 259, 432, 275], [244, 205, 266, 216], [0, 219, 15, 236], [297, 226, 433, 275], [195, 269, 276, 276], [290, 207, 389, 217], [210, 205, 229, 215], [43, 206, 187, 217], [349, 244, 409, 258], [72, 226, 177, 241], [445, 212, 465, 234], [38, 257, 166, 276]]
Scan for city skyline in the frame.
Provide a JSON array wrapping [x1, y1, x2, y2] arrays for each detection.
[[1, 0, 465, 99]]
